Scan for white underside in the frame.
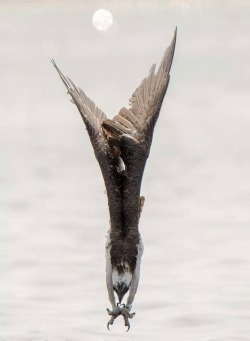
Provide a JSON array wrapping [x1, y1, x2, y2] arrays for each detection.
[[112, 263, 132, 288], [105, 234, 144, 308]]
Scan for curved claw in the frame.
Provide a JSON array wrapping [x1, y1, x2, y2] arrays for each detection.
[[107, 314, 116, 331], [106, 306, 135, 331], [123, 315, 130, 332], [107, 321, 112, 331], [106, 307, 120, 330]]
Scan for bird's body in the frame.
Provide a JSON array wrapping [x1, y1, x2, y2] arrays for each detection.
[[52, 28, 177, 330]]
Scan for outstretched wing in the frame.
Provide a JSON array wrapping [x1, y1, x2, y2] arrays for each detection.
[[51, 59, 107, 157], [103, 29, 177, 229], [104, 28, 177, 147], [51, 60, 124, 230], [52, 29, 176, 232]]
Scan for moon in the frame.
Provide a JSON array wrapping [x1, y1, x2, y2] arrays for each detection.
[[92, 9, 113, 32]]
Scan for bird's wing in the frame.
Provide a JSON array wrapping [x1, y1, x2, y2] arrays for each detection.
[[130, 27, 177, 144], [103, 28, 177, 147], [102, 29, 177, 229], [51, 60, 124, 230], [51, 59, 107, 156]]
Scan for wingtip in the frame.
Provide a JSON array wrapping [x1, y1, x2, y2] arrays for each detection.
[[50, 58, 71, 90], [160, 26, 177, 75], [173, 27, 177, 43], [49, 57, 56, 67], [170, 27, 177, 56]]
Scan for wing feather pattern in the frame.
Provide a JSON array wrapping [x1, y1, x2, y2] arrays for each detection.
[[51, 59, 106, 155], [51, 59, 124, 232], [102, 28, 177, 230], [52, 28, 177, 236], [104, 28, 177, 146]]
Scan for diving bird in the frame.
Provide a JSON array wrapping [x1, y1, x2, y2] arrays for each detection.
[[51, 28, 177, 331]]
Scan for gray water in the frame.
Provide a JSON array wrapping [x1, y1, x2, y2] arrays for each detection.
[[1, 1, 250, 340]]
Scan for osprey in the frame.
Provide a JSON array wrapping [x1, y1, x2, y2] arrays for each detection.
[[52, 28, 176, 331]]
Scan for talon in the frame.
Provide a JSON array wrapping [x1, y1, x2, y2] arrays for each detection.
[[106, 306, 135, 331], [107, 315, 116, 330], [107, 306, 121, 316], [123, 315, 130, 332]]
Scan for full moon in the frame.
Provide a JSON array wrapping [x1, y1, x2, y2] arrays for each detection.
[[92, 9, 113, 31]]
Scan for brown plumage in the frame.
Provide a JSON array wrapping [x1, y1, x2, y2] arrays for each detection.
[[52, 28, 177, 330]]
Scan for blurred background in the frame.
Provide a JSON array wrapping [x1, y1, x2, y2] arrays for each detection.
[[1, 0, 250, 340]]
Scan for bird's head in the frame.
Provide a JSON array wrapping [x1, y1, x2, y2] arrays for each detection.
[[112, 262, 133, 303], [110, 234, 139, 304], [106, 236, 144, 330]]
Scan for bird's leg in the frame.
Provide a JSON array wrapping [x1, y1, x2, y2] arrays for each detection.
[[120, 305, 136, 332], [107, 304, 122, 330], [107, 314, 116, 330], [126, 238, 144, 311], [105, 236, 116, 309], [107, 303, 135, 331]]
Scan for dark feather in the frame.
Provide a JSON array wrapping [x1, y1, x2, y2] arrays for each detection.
[[52, 29, 177, 270], [103, 28, 177, 236]]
